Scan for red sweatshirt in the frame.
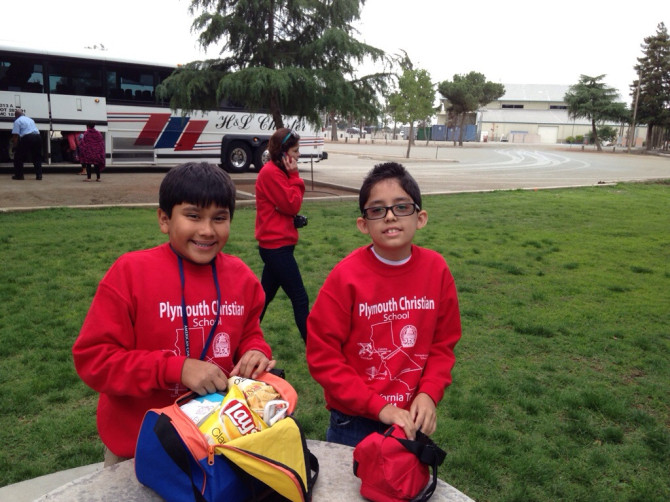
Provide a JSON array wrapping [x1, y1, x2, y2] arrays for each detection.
[[306, 244, 461, 421], [255, 160, 305, 248], [72, 243, 271, 457]]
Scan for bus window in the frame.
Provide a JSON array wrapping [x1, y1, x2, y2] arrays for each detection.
[[74, 67, 102, 96], [106, 70, 123, 100], [105, 66, 157, 102], [155, 69, 174, 105], [0, 56, 44, 92], [48, 61, 102, 96]]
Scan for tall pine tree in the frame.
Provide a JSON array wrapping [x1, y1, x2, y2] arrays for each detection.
[[157, 0, 386, 129], [633, 22, 670, 150], [564, 75, 628, 152]]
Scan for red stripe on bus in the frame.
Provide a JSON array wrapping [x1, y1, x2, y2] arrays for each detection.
[[135, 113, 171, 146], [174, 120, 208, 151]]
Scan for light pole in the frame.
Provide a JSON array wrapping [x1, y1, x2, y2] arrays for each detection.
[[628, 73, 641, 153]]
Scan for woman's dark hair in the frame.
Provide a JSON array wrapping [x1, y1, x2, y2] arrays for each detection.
[[86, 123, 96, 129], [268, 127, 300, 167], [358, 162, 422, 214], [159, 162, 236, 219]]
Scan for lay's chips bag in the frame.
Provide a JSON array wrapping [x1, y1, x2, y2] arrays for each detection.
[[199, 384, 267, 446], [229, 376, 281, 416]]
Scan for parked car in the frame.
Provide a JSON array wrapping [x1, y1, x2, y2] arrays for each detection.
[[346, 127, 361, 135]]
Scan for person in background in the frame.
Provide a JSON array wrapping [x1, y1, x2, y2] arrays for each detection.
[[74, 132, 86, 175], [73, 162, 275, 466], [254, 128, 309, 343], [306, 162, 462, 447], [11, 107, 42, 180], [78, 123, 106, 182]]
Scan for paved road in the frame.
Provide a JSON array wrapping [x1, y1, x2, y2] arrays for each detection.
[[309, 141, 670, 193], [1, 142, 669, 211]]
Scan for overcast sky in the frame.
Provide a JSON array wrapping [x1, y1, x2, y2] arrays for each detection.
[[2, 0, 667, 101]]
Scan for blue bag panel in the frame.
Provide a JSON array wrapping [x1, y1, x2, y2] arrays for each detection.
[[135, 411, 251, 502]]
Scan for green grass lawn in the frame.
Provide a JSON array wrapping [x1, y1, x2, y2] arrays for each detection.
[[0, 181, 668, 501]]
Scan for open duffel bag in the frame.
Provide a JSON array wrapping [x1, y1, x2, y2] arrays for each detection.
[[135, 372, 319, 502]]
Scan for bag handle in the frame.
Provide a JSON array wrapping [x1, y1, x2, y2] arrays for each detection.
[[389, 428, 447, 502], [154, 413, 209, 502], [307, 451, 320, 495]]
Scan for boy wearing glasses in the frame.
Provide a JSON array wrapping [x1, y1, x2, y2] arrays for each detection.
[[306, 162, 461, 447]]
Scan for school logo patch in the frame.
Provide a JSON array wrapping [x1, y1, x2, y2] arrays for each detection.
[[399, 325, 418, 348], [213, 332, 231, 357]]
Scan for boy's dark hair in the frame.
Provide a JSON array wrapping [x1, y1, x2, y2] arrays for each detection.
[[159, 162, 236, 219], [268, 127, 301, 166], [358, 162, 422, 213]]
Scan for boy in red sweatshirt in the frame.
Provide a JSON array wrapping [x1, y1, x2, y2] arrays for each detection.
[[306, 162, 461, 447], [73, 162, 274, 465]]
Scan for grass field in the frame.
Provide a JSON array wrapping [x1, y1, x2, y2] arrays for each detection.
[[0, 181, 668, 501]]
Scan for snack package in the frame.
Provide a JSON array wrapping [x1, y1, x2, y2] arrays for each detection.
[[263, 400, 289, 426], [228, 376, 281, 416], [179, 392, 225, 426], [199, 384, 267, 445]]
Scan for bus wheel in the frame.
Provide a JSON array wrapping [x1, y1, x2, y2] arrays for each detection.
[[253, 142, 269, 171], [225, 141, 252, 173]]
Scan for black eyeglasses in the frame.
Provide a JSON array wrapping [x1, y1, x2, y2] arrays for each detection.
[[362, 203, 419, 220]]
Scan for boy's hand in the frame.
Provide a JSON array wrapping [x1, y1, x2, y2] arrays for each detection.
[[410, 393, 437, 435], [181, 358, 228, 396], [230, 350, 276, 380], [378, 404, 417, 440]]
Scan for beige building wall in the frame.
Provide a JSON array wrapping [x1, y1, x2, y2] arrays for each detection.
[[438, 83, 646, 145]]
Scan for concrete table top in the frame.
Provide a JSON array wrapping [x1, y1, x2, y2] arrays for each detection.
[[37, 439, 473, 501]]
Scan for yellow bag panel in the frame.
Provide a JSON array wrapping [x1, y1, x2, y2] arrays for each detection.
[[218, 417, 308, 502]]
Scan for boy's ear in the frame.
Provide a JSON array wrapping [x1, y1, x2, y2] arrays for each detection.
[[157, 208, 170, 235], [356, 216, 370, 235], [417, 209, 428, 229]]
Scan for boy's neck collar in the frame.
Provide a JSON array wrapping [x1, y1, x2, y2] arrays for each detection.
[[370, 245, 412, 266]]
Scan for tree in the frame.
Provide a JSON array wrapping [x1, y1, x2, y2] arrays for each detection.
[[157, 0, 386, 130], [325, 72, 388, 141], [387, 56, 435, 158], [564, 75, 629, 151], [438, 72, 504, 146], [632, 22, 670, 150]]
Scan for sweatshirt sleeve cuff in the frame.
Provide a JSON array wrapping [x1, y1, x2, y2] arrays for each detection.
[[165, 355, 187, 385], [367, 394, 390, 419], [238, 339, 272, 361], [417, 382, 445, 406]]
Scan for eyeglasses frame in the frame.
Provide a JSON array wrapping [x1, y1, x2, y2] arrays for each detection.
[[361, 202, 420, 220]]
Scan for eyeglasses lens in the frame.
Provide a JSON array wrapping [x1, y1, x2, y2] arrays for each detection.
[[364, 203, 417, 220]]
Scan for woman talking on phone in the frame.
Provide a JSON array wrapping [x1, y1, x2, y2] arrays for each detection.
[[255, 127, 309, 343]]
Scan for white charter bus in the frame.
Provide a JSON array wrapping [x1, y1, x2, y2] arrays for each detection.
[[0, 42, 326, 172]]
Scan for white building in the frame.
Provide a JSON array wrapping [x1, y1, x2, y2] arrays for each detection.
[[438, 84, 645, 146]]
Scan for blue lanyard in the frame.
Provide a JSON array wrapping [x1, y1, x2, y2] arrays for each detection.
[[176, 254, 222, 360]]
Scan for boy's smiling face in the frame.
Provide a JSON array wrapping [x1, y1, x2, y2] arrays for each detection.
[[158, 203, 231, 264], [356, 178, 427, 261]]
